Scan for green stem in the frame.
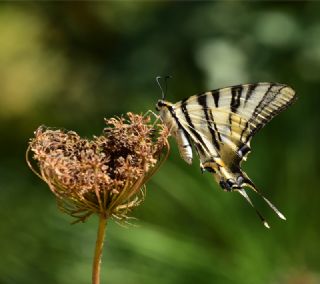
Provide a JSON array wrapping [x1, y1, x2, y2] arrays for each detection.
[[92, 215, 107, 284]]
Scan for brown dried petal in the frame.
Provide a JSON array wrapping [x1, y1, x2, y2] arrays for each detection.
[[27, 112, 170, 223]]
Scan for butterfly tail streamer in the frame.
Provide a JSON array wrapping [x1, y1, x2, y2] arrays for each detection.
[[237, 188, 270, 229], [242, 174, 286, 221]]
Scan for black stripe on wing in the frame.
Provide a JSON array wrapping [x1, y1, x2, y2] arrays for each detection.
[[229, 85, 244, 133], [244, 84, 258, 105], [212, 90, 220, 107], [197, 95, 221, 151], [230, 85, 243, 113], [242, 84, 296, 144], [180, 98, 210, 156], [167, 105, 193, 151], [240, 84, 276, 143]]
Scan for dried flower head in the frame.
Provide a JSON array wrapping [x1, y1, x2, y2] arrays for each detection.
[[26, 112, 169, 223]]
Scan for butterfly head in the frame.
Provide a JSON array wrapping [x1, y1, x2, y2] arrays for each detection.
[[155, 99, 167, 111], [155, 100, 176, 128]]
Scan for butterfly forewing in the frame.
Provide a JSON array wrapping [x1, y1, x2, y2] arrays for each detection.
[[176, 83, 296, 164]]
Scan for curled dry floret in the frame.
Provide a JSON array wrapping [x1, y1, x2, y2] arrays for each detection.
[[27, 112, 169, 223]]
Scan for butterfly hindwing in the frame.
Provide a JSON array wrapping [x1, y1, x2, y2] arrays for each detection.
[[175, 83, 296, 167]]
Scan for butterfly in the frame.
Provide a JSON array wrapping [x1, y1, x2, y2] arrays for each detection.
[[156, 80, 297, 228]]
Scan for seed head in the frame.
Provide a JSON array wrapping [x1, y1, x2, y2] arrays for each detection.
[[27, 112, 169, 223]]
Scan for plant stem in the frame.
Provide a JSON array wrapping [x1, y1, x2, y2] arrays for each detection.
[[92, 214, 107, 284]]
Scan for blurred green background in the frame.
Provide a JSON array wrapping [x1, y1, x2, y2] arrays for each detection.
[[1, 2, 319, 284]]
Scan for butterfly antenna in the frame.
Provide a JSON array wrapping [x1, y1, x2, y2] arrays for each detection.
[[243, 176, 286, 221], [156, 75, 171, 100], [238, 188, 270, 229]]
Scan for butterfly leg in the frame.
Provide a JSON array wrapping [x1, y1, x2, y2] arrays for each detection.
[[144, 109, 159, 119], [143, 110, 162, 127]]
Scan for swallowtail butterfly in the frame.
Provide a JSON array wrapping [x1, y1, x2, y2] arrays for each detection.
[[156, 81, 296, 228]]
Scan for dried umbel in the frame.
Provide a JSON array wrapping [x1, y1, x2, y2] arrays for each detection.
[[26, 112, 169, 223]]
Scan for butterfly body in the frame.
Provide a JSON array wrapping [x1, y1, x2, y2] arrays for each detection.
[[156, 82, 297, 227], [157, 98, 249, 192]]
